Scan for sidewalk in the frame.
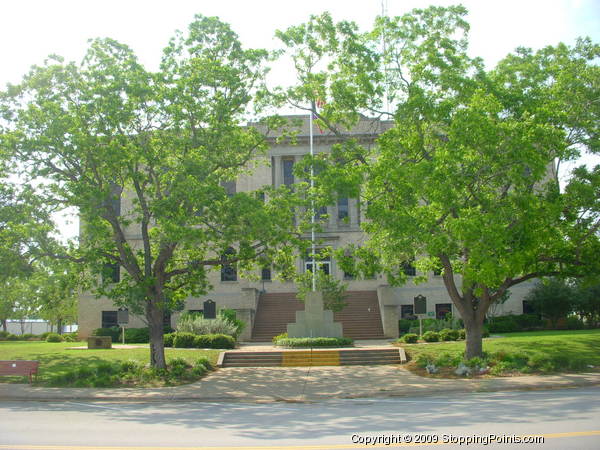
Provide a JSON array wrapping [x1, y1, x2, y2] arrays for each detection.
[[1, 365, 599, 403]]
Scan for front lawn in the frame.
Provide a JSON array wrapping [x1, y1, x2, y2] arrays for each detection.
[[399, 329, 600, 377], [0, 341, 221, 387]]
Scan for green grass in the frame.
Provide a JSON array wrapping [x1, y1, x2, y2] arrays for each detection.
[[0, 341, 221, 386], [400, 329, 600, 376]]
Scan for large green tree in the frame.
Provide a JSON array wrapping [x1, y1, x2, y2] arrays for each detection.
[[276, 6, 600, 358], [1, 16, 297, 367]]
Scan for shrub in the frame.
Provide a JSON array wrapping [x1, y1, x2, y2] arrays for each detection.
[[439, 328, 459, 341], [458, 329, 466, 339], [401, 333, 418, 343], [0, 331, 9, 338], [92, 327, 121, 342], [272, 332, 288, 344], [488, 316, 520, 333], [172, 332, 198, 348], [62, 334, 76, 342], [482, 327, 490, 338], [194, 334, 235, 349], [219, 309, 246, 338], [415, 354, 431, 368], [435, 352, 462, 367], [163, 332, 175, 348], [124, 327, 149, 343], [176, 315, 238, 339], [398, 319, 414, 334], [46, 333, 63, 342], [274, 337, 354, 348], [514, 314, 545, 330], [421, 331, 440, 342], [39, 332, 52, 339], [195, 357, 213, 371], [6, 333, 19, 341], [566, 316, 585, 330]]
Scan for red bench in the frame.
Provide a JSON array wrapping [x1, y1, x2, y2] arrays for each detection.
[[0, 360, 40, 384]]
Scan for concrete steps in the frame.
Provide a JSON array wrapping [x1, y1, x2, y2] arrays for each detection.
[[221, 348, 405, 368], [250, 291, 386, 342]]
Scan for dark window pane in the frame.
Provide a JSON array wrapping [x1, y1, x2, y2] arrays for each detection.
[[316, 206, 328, 220], [402, 262, 416, 277], [220, 247, 237, 282], [338, 198, 349, 220], [283, 159, 294, 186], [343, 271, 355, 280], [101, 311, 118, 328], [435, 303, 452, 320], [522, 300, 534, 315], [401, 305, 414, 319], [102, 263, 120, 283], [261, 267, 271, 281]]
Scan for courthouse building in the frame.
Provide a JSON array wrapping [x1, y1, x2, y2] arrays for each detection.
[[77, 116, 536, 340]]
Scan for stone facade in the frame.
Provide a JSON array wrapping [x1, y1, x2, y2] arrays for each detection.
[[77, 115, 538, 339]]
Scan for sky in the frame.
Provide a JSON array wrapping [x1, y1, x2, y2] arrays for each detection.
[[1, 0, 599, 238]]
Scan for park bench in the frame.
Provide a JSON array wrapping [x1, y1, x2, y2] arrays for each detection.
[[0, 360, 40, 384]]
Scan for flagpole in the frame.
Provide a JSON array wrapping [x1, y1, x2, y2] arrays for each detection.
[[310, 100, 316, 292]]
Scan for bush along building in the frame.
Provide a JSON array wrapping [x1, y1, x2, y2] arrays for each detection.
[[78, 115, 538, 341]]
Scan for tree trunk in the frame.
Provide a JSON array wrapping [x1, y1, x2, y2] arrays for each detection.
[[1, 319, 6, 333], [57, 319, 63, 335], [464, 318, 484, 360], [146, 300, 166, 369]]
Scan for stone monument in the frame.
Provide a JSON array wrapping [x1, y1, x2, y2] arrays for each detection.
[[287, 291, 343, 338]]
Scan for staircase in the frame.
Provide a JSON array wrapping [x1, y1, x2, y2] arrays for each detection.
[[221, 348, 403, 367], [250, 291, 385, 342]]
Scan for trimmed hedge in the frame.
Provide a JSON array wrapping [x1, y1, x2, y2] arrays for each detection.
[[439, 328, 460, 341], [170, 332, 235, 349], [401, 333, 419, 343], [93, 326, 174, 344], [422, 331, 440, 342], [45, 333, 63, 342], [274, 337, 354, 348]]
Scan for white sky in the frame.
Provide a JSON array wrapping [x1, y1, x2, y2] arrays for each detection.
[[1, 0, 599, 239]]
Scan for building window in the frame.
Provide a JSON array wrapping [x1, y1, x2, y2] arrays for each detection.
[[283, 158, 294, 187], [102, 263, 120, 283], [316, 205, 328, 221], [522, 300, 534, 315], [402, 261, 416, 277], [338, 197, 349, 221], [435, 303, 452, 320], [261, 267, 272, 281], [220, 247, 237, 282], [401, 305, 415, 319], [101, 311, 118, 328], [305, 251, 331, 275]]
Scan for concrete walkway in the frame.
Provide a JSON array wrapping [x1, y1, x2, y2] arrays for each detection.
[[1, 365, 599, 403]]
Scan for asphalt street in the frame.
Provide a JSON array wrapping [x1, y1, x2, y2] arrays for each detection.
[[1, 387, 599, 449]]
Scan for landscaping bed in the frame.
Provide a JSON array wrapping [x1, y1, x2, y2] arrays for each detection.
[[398, 329, 600, 378], [0, 341, 221, 387]]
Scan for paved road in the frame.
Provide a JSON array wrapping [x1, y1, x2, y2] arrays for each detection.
[[1, 387, 599, 449]]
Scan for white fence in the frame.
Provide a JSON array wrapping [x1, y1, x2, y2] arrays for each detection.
[[5, 320, 78, 335]]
